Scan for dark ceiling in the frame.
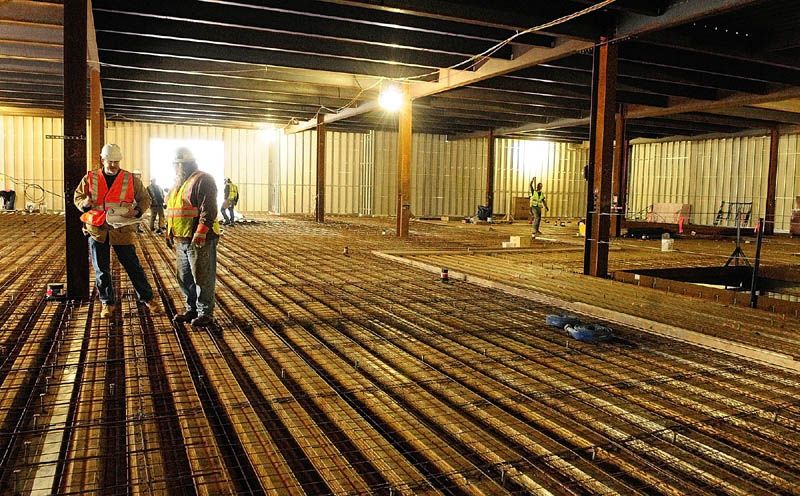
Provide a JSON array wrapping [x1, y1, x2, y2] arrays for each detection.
[[4, 0, 800, 141]]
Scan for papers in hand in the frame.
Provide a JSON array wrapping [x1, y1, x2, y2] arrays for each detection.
[[106, 206, 144, 228]]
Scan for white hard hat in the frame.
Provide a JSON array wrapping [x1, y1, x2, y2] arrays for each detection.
[[132, 170, 142, 175], [100, 143, 123, 161], [173, 147, 195, 164]]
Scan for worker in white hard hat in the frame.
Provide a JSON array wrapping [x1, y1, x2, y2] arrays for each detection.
[[73, 143, 163, 318], [165, 146, 220, 328]]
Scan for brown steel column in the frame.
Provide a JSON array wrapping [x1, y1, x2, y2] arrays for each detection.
[[315, 114, 326, 223], [396, 84, 412, 238], [485, 129, 495, 213], [585, 41, 618, 278], [611, 106, 626, 237], [90, 70, 104, 170], [64, 0, 89, 299], [764, 128, 779, 235]]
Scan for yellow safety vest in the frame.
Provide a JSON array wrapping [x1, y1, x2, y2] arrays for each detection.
[[166, 172, 220, 238], [226, 183, 239, 201], [530, 191, 545, 208]]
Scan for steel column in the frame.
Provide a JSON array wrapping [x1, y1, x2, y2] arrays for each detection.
[[585, 41, 618, 278], [64, 0, 89, 299], [764, 128, 779, 235], [396, 84, 412, 238], [612, 105, 627, 237], [90, 70, 104, 171], [315, 113, 326, 223], [485, 130, 495, 213]]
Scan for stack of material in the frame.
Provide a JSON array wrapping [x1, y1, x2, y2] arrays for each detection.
[[502, 236, 532, 248], [648, 203, 691, 223]]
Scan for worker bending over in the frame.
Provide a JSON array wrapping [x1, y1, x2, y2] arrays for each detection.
[[221, 177, 239, 226], [74, 143, 163, 318], [166, 147, 220, 327], [529, 177, 549, 236]]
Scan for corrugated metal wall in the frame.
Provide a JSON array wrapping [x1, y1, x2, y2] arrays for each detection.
[[776, 133, 800, 232], [494, 139, 589, 219], [629, 136, 772, 227], [0, 115, 94, 212], [105, 122, 273, 213]]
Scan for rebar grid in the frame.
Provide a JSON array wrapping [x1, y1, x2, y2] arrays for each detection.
[[0, 213, 798, 496]]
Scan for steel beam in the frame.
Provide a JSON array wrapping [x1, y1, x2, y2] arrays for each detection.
[[615, 0, 762, 38], [64, 0, 90, 299], [585, 41, 617, 278], [315, 114, 325, 223], [485, 130, 495, 213], [763, 129, 779, 236], [396, 84, 412, 239]]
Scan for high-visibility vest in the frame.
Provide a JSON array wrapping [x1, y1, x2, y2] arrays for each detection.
[[79, 170, 135, 226], [226, 183, 239, 201], [530, 191, 545, 208], [166, 172, 220, 238]]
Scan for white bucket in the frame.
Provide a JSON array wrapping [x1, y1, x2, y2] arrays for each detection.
[[661, 238, 674, 252]]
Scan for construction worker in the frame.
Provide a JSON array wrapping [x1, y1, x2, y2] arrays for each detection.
[[147, 177, 166, 233], [529, 177, 549, 236], [74, 143, 163, 318], [221, 177, 239, 226], [166, 147, 220, 327]]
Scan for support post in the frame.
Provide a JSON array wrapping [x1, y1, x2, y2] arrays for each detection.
[[584, 40, 618, 278], [611, 105, 627, 237], [90, 70, 104, 170], [396, 84, 412, 238], [485, 129, 495, 214], [315, 113, 325, 223], [750, 218, 764, 308], [764, 128, 779, 235], [64, 0, 89, 299]]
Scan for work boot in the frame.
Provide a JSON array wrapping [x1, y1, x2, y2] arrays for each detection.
[[173, 310, 198, 324], [145, 298, 164, 314], [190, 314, 215, 327], [100, 304, 115, 318]]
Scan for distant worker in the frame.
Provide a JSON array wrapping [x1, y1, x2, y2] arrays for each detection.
[[147, 177, 166, 233], [166, 147, 220, 327], [74, 143, 162, 318], [529, 177, 549, 236], [221, 177, 239, 226]]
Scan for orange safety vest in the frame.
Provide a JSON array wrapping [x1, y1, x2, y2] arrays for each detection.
[[79, 170, 135, 226], [166, 172, 220, 237]]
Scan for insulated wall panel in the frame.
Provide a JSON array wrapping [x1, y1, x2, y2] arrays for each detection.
[[0, 115, 90, 212], [494, 139, 588, 219], [775, 133, 800, 232], [629, 136, 772, 227]]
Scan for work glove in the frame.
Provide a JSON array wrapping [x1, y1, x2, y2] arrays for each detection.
[[546, 207, 550, 213], [192, 224, 209, 248], [165, 233, 174, 250]]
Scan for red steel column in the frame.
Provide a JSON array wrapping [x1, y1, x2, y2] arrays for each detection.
[[611, 105, 627, 237], [64, 0, 90, 299], [585, 40, 618, 278], [90, 70, 104, 170], [315, 114, 326, 223], [396, 84, 412, 238], [764, 128, 779, 235]]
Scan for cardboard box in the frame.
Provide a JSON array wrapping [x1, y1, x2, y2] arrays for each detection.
[[512, 197, 530, 220], [509, 235, 531, 247]]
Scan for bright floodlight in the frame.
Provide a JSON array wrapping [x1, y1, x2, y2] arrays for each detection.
[[379, 85, 403, 111]]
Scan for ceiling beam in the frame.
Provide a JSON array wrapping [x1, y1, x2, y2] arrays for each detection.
[[615, 0, 764, 39], [489, 85, 800, 137], [312, 0, 602, 40], [705, 106, 800, 125]]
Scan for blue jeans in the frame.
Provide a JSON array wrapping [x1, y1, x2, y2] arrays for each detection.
[[89, 237, 154, 306], [531, 205, 542, 232], [176, 238, 217, 317]]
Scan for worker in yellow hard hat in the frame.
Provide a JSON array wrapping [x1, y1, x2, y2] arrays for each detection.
[[221, 177, 239, 226], [73, 143, 163, 318]]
